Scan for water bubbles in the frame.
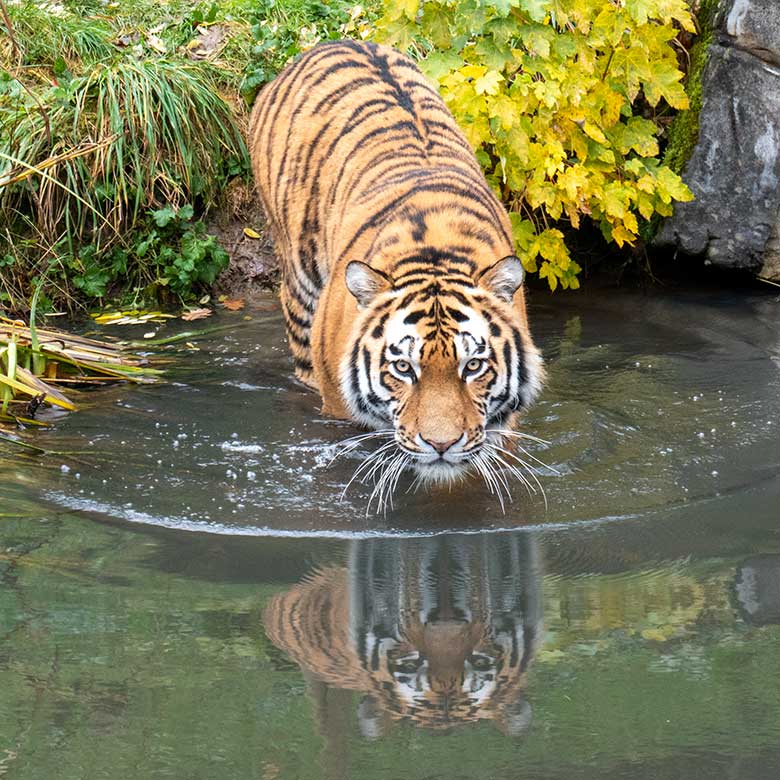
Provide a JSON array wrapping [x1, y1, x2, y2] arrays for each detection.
[[60, 464, 70, 473], [219, 441, 264, 454], [246, 471, 257, 481]]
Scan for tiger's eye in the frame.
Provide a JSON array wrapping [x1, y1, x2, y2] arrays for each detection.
[[469, 654, 493, 671], [465, 358, 483, 373], [394, 657, 422, 673], [394, 359, 411, 373]]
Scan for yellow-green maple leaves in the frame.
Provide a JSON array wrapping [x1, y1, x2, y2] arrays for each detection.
[[373, 0, 695, 290]]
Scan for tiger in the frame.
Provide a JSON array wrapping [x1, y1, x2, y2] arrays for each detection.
[[248, 39, 544, 486], [263, 533, 542, 740]]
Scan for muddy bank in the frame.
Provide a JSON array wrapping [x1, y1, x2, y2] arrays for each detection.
[[208, 180, 280, 298]]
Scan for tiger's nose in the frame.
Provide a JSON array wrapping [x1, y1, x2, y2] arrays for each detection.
[[422, 436, 460, 454]]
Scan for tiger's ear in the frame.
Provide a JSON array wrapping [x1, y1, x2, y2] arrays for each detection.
[[345, 262, 391, 307], [495, 697, 533, 738], [478, 256, 525, 302]]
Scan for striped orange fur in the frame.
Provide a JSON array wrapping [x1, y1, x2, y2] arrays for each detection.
[[249, 40, 544, 485]]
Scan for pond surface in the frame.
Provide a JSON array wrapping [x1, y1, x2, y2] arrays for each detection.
[[1, 285, 780, 779]]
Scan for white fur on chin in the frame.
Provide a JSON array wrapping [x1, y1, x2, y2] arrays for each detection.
[[411, 458, 472, 485]]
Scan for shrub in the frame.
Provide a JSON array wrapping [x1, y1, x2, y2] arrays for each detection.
[[373, 0, 695, 289]]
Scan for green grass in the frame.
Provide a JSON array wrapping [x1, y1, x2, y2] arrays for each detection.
[[0, 0, 378, 314], [1, 59, 247, 247], [0, 0, 258, 312], [1, 0, 114, 68]]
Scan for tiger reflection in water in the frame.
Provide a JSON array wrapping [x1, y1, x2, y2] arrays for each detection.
[[264, 532, 542, 739]]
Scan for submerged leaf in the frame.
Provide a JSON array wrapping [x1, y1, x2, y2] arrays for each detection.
[[181, 308, 213, 321]]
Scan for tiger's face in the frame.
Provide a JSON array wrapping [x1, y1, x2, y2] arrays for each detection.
[[340, 255, 543, 482], [368, 620, 521, 728]]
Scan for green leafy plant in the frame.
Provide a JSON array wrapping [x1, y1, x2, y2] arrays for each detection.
[[373, 0, 695, 289], [242, 0, 373, 100], [50, 205, 230, 304], [141, 204, 230, 296]]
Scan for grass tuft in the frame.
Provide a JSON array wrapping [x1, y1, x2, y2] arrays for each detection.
[[1, 0, 114, 70], [1, 59, 247, 251]]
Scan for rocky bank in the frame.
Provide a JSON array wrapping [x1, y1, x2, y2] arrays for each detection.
[[657, 0, 780, 281]]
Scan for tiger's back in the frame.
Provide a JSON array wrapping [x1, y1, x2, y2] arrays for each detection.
[[248, 40, 517, 400]]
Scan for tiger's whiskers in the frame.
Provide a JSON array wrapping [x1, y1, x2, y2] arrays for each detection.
[[328, 429, 394, 466], [366, 450, 409, 516], [339, 438, 397, 502], [472, 450, 508, 513], [337, 427, 555, 515]]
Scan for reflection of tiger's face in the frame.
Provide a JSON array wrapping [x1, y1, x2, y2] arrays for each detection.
[[363, 619, 525, 733], [263, 534, 542, 736]]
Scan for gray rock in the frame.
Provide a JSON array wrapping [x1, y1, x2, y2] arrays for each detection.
[[656, 0, 780, 279], [721, 0, 780, 66]]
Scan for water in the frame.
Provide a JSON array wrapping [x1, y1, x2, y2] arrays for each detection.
[[1, 286, 780, 779]]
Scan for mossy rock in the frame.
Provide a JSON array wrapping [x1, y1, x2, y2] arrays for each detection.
[[663, 0, 723, 174]]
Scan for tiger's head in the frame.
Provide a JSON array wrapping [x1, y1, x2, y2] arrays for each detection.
[[340, 254, 543, 483], [354, 612, 536, 738]]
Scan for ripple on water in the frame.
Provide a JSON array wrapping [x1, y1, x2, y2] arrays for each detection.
[[8, 288, 779, 542]]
